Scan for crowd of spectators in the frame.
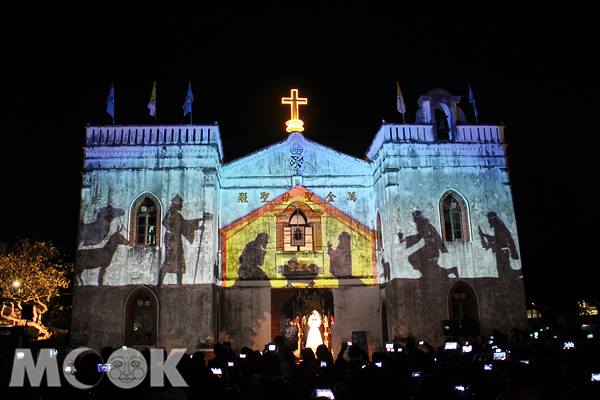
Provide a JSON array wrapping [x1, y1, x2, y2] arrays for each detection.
[[2, 327, 599, 399]]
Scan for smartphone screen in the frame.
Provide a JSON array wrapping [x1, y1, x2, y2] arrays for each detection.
[[315, 388, 335, 399], [444, 342, 458, 350]]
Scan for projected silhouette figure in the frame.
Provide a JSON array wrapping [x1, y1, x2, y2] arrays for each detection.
[[479, 212, 521, 280], [399, 210, 458, 279]]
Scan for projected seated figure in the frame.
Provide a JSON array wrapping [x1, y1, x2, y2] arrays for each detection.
[[327, 231, 352, 278], [305, 310, 324, 355], [237, 233, 270, 280]]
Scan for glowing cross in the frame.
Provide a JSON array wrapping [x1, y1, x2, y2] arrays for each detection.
[[281, 89, 308, 133]]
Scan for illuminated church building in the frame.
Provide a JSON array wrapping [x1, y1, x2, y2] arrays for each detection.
[[71, 88, 527, 353]]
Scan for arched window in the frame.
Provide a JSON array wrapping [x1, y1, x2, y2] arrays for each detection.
[[130, 195, 161, 246], [440, 191, 469, 242], [285, 209, 313, 251], [376, 211, 383, 251], [124, 286, 158, 346], [276, 202, 321, 252]]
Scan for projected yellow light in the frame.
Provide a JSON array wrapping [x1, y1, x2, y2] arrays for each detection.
[[281, 89, 307, 133]]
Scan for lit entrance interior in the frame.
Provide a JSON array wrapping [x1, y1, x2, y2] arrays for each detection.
[[271, 289, 334, 356]]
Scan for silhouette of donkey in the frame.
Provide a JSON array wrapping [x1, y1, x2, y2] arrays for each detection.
[[76, 228, 128, 286], [79, 204, 125, 246]]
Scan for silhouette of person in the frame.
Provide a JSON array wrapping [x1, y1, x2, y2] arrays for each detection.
[[159, 195, 202, 285], [400, 210, 458, 279], [327, 231, 352, 278], [478, 212, 521, 279], [238, 233, 269, 280], [381, 256, 391, 282]]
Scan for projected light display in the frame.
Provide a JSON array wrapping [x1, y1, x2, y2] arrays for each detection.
[[220, 185, 376, 288]]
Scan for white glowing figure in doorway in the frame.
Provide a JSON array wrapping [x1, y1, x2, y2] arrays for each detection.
[[305, 309, 323, 354]]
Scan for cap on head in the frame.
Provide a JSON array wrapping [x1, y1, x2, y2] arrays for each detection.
[[171, 195, 183, 205]]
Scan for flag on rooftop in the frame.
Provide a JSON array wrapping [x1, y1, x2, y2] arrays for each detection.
[[396, 82, 406, 115], [183, 82, 194, 117], [105, 83, 115, 121], [148, 81, 157, 117], [468, 84, 479, 124]]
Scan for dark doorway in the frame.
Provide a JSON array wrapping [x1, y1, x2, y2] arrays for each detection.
[[447, 281, 480, 336], [125, 286, 158, 346], [381, 302, 389, 343], [435, 108, 450, 140], [271, 289, 334, 354]]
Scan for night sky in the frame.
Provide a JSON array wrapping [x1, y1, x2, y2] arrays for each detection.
[[3, 4, 598, 317]]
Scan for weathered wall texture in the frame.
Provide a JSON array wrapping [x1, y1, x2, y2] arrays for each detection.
[[71, 284, 217, 351], [219, 286, 272, 351], [383, 278, 527, 345], [331, 286, 382, 354]]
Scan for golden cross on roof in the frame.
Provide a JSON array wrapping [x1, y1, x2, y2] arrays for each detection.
[[281, 89, 308, 133]]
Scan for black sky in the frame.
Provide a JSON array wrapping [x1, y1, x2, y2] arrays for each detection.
[[2, 3, 598, 315]]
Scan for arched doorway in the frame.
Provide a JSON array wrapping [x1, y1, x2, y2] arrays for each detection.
[[447, 281, 480, 335], [124, 286, 159, 346], [271, 289, 334, 356], [435, 107, 450, 140]]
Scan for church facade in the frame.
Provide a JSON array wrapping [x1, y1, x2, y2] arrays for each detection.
[[71, 88, 527, 353]]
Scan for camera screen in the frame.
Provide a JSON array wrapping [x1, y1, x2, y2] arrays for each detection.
[[385, 343, 394, 350], [444, 342, 458, 350], [96, 363, 111, 373], [375, 362, 382, 368], [453, 384, 468, 392], [346, 341, 352, 346], [483, 364, 493, 371], [227, 361, 234, 367], [591, 373, 600, 382], [411, 371, 421, 378], [315, 388, 335, 399], [320, 361, 327, 367], [519, 359, 529, 365], [493, 351, 507, 361], [268, 344, 276, 351], [210, 368, 223, 376], [239, 353, 247, 359], [562, 341, 575, 350], [462, 345, 473, 353]]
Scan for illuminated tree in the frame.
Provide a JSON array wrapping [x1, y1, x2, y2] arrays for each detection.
[[0, 240, 71, 340]]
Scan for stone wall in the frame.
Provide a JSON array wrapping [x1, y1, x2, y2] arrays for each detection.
[[71, 284, 217, 351], [383, 278, 527, 346], [219, 286, 272, 351]]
